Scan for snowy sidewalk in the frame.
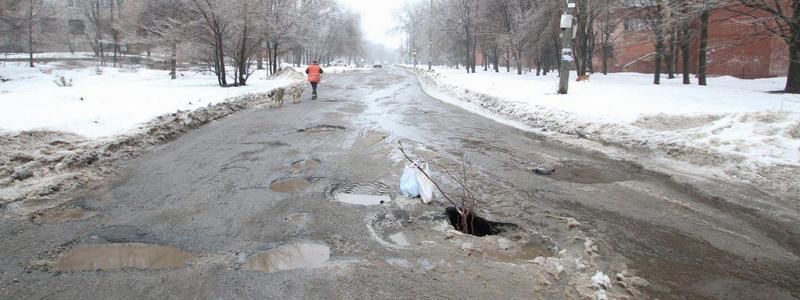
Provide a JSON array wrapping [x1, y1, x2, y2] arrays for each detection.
[[407, 65, 800, 197]]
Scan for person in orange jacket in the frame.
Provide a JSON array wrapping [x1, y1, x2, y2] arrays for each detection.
[[305, 61, 324, 100]]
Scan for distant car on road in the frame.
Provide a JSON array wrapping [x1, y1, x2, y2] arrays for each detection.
[[373, 64, 382, 68]]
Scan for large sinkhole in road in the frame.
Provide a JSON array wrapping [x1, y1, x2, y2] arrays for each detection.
[[55, 243, 191, 271], [445, 207, 519, 237]]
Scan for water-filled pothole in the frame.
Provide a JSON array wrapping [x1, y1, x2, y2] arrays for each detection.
[[546, 167, 633, 184], [334, 193, 391, 206], [245, 243, 330, 273], [298, 125, 346, 133], [445, 207, 519, 237], [329, 181, 391, 196], [289, 159, 320, 174], [34, 208, 96, 224], [55, 243, 191, 271], [270, 178, 311, 193]]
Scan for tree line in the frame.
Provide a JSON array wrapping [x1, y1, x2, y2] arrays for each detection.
[[398, 0, 799, 93], [0, 0, 365, 87]]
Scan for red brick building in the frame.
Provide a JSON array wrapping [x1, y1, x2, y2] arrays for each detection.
[[597, 6, 789, 79]]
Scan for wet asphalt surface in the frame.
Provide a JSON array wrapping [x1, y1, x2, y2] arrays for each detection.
[[0, 67, 798, 299]]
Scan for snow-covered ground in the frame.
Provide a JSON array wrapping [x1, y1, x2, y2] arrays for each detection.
[[0, 62, 299, 138], [407, 65, 800, 196]]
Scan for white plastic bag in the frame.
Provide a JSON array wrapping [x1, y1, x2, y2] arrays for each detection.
[[416, 162, 435, 204], [400, 163, 420, 197]]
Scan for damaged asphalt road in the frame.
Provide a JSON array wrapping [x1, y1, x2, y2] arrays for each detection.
[[1, 67, 798, 299]]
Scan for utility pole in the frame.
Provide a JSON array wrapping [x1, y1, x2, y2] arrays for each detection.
[[558, 0, 576, 94], [428, 0, 433, 71]]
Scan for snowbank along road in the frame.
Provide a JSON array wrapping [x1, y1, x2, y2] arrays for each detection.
[[0, 67, 798, 299]]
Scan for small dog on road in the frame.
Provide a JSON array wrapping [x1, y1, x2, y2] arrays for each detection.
[[268, 88, 285, 108], [290, 85, 304, 104], [576, 74, 591, 82]]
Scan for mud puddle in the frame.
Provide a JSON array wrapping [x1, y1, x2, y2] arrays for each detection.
[[245, 243, 330, 273], [34, 208, 96, 224], [55, 243, 191, 271], [298, 125, 346, 133], [334, 193, 391, 206], [270, 178, 311, 193]]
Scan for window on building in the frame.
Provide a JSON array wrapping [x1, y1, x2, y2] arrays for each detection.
[[68, 20, 85, 35]]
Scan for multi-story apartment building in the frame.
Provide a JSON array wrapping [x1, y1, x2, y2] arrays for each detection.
[[2, 0, 126, 54], [597, 3, 789, 79]]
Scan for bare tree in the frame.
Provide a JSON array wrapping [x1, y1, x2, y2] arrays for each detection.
[[126, 0, 192, 79]]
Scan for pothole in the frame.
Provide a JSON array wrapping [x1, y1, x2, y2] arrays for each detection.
[[33, 208, 96, 224], [330, 181, 392, 206], [445, 207, 519, 237], [545, 167, 634, 184], [329, 181, 391, 196], [297, 125, 346, 133], [334, 194, 391, 206], [55, 243, 191, 271], [289, 159, 320, 174], [270, 178, 311, 193], [245, 243, 330, 273]]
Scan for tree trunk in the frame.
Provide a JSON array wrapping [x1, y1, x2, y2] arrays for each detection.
[[471, 38, 477, 73], [698, 3, 709, 86], [169, 42, 177, 80], [682, 33, 691, 84], [27, 0, 33, 68], [492, 47, 499, 72], [654, 0, 665, 85], [515, 50, 522, 75], [602, 44, 609, 75], [216, 33, 227, 87], [667, 37, 675, 79], [786, 41, 800, 93]]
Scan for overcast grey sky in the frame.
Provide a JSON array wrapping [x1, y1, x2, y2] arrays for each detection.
[[337, 0, 415, 49]]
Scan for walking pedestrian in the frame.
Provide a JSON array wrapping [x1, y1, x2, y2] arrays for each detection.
[[305, 60, 324, 100]]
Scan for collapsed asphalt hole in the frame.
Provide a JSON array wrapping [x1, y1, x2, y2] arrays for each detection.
[[297, 125, 346, 133], [270, 177, 311, 193], [445, 207, 519, 237], [542, 167, 634, 184], [55, 243, 191, 271]]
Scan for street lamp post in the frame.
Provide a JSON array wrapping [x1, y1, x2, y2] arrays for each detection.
[[558, 0, 576, 94]]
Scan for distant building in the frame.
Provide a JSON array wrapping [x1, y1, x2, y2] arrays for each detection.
[[597, 5, 789, 79], [2, 0, 128, 54]]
